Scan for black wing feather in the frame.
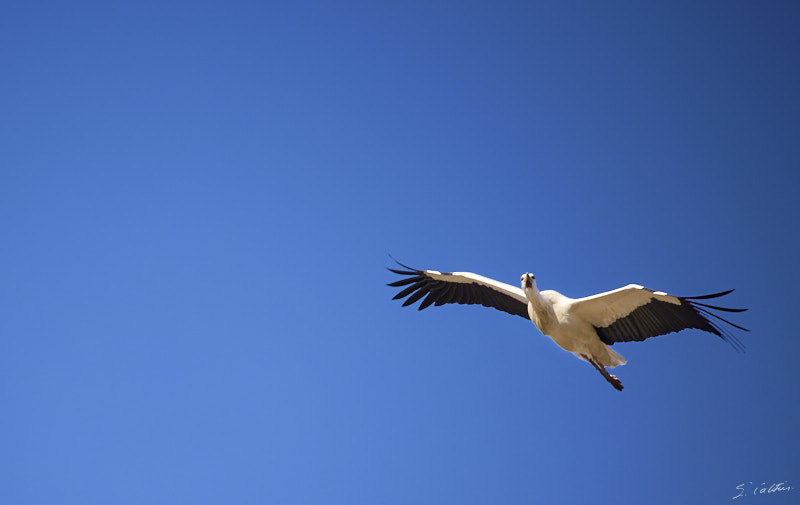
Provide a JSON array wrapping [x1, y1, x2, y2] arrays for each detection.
[[393, 281, 423, 300], [418, 292, 437, 310], [682, 289, 735, 300], [690, 301, 747, 312], [387, 276, 421, 288]]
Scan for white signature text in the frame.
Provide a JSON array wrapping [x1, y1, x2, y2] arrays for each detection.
[[733, 481, 793, 500]]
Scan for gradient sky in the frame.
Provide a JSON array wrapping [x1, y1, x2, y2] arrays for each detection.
[[2, 1, 799, 504]]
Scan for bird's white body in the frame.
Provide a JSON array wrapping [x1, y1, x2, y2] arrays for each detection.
[[525, 283, 627, 368]]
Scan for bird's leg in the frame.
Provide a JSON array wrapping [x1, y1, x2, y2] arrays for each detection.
[[583, 354, 624, 391]]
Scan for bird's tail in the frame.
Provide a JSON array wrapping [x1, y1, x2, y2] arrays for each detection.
[[604, 346, 627, 368]]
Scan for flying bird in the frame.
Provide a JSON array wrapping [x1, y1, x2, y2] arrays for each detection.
[[387, 259, 747, 391]]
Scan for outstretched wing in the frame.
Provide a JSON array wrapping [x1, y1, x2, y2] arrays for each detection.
[[387, 260, 529, 319], [569, 284, 748, 351]]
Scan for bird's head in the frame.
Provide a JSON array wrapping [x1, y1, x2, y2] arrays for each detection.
[[521, 272, 537, 292]]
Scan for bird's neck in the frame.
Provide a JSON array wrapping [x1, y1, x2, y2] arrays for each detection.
[[525, 286, 546, 307], [526, 288, 555, 334]]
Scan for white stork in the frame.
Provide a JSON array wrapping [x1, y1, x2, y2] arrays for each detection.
[[387, 259, 747, 391]]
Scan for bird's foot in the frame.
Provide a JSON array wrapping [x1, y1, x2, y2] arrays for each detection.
[[607, 374, 623, 391]]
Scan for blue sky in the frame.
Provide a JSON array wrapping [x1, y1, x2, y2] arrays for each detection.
[[2, 1, 799, 504]]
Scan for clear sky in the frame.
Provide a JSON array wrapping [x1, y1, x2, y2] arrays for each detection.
[[2, 1, 799, 504]]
